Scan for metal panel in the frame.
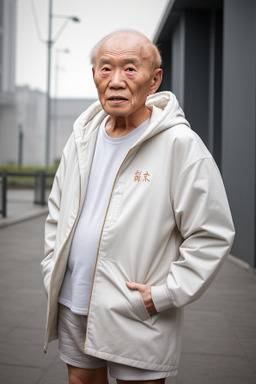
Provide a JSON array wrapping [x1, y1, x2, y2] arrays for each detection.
[[222, 0, 256, 267]]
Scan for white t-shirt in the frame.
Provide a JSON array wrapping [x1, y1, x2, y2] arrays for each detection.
[[58, 116, 149, 314]]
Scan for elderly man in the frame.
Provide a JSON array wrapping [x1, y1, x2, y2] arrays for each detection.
[[41, 30, 234, 384]]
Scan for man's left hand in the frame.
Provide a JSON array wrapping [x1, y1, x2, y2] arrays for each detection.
[[126, 281, 157, 316]]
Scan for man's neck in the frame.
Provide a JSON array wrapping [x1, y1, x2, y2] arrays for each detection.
[[105, 107, 152, 138]]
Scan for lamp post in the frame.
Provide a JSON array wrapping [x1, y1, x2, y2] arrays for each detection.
[[45, 0, 80, 166]]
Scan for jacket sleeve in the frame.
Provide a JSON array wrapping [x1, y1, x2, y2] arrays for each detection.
[[151, 158, 235, 312], [40, 149, 67, 297]]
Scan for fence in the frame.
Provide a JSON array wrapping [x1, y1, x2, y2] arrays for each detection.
[[0, 172, 7, 217], [0, 171, 55, 218]]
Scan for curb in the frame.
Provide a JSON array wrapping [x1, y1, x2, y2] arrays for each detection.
[[0, 208, 48, 229]]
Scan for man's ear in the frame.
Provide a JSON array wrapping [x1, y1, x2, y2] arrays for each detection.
[[148, 68, 163, 95], [92, 67, 95, 79]]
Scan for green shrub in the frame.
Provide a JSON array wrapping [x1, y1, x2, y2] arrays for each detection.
[[0, 164, 58, 188]]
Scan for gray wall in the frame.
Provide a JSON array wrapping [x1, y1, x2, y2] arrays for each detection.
[[171, 15, 185, 107], [51, 98, 96, 163], [0, 86, 96, 167], [155, 0, 256, 267], [222, 0, 256, 267], [158, 10, 223, 168], [0, 104, 18, 164], [183, 11, 211, 146]]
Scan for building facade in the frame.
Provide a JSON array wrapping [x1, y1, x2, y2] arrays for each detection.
[[15, 86, 96, 166], [1, 84, 96, 167], [51, 98, 96, 164], [15, 86, 46, 166], [154, 0, 256, 268], [0, 0, 17, 164]]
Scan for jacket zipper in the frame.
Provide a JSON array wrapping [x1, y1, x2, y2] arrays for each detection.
[[84, 146, 134, 350], [44, 174, 82, 353]]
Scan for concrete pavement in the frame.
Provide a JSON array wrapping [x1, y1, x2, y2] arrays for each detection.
[[0, 189, 48, 228], [0, 192, 256, 383]]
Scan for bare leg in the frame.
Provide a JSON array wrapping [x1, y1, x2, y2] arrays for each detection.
[[67, 364, 108, 384]]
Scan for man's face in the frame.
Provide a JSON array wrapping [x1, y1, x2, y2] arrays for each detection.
[[92, 33, 157, 119]]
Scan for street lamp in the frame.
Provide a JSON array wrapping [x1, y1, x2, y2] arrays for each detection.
[[45, 0, 80, 166]]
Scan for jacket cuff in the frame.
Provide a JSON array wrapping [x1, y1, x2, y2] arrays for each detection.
[[151, 284, 173, 312]]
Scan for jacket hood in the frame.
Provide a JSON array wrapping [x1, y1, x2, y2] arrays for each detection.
[[73, 91, 190, 144]]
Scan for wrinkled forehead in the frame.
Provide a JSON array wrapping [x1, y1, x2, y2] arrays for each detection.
[[96, 33, 152, 66]]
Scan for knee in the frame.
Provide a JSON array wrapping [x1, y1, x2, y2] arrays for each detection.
[[69, 372, 108, 384], [69, 372, 84, 384], [67, 364, 108, 384]]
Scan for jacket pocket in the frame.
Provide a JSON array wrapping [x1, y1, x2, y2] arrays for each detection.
[[127, 289, 151, 322], [95, 258, 152, 324], [41, 254, 55, 297]]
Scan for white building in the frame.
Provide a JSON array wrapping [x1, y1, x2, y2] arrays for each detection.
[[16, 86, 46, 166], [51, 98, 96, 164], [2, 82, 96, 166], [15, 86, 96, 166]]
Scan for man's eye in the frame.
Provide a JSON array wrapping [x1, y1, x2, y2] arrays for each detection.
[[126, 67, 135, 72], [102, 67, 110, 71]]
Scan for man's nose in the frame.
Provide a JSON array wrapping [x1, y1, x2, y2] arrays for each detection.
[[109, 69, 126, 88]]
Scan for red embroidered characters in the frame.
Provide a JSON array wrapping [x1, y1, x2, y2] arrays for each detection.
[[143, 171, 151, 182], [134, 170, 151, 183]]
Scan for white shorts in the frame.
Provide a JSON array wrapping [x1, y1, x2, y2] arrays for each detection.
[[58, 304, 175, 381]]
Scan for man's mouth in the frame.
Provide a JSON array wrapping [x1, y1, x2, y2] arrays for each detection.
[[108, 96, 128, 101]]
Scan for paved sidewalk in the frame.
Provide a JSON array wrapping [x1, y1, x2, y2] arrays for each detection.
[[0, 189, 48, 228], [0, 214, 255, 383]]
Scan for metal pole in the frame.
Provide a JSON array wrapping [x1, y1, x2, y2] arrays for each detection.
[[45, 0, 53, 167], [18, 124, 23, 166], [1, 172, 7, 218]]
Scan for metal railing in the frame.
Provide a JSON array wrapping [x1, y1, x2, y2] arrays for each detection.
[[0, 172, 7, 218], [0, 171, 55, 218]]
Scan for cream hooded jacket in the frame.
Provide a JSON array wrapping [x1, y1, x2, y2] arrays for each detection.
[[41, 91, 234, 374]]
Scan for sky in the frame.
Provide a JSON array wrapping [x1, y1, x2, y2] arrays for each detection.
[[16, 0, 169, 99]]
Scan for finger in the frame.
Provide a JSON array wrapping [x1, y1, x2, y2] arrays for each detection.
[[126, 281, 140, 290]]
